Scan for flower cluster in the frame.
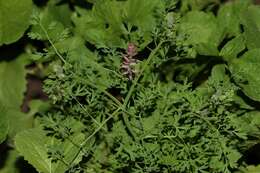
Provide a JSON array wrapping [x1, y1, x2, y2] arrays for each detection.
[[121, 43, 138, 80]]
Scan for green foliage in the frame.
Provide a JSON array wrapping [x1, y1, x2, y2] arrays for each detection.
[[0, 55, 28, 142], [1, 0, 260, 173], [0, 105, 8, 143], [240, 5, 260, 50], [239, 164, 260, 173], [217, 0, 251, 37], [72, 0, 164, 49], [0, 0, 32, 45], [178, 11, 223, 56], [231, 49, 260, 102], [181, 0, 220, 11], [0, 55, 28, 108], [219, 35, 245, 61], [15, 117, 85, 173]]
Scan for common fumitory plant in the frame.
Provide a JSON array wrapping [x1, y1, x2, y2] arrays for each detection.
[[1, 0, 260, 173]]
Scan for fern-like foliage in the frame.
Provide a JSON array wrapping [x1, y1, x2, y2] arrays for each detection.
[[13, 0, 260, 173]]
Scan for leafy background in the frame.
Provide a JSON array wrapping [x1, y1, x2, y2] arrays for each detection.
[[1, 0, 260, 173]]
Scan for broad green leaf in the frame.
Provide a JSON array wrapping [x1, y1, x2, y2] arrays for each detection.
[[15, 128, 52, 173], [73, 1, 125, 48], [1, 101, 49, 140], [240, 111, 260, 136], [220, 35, 246, 61], [15, 120, 85, 173], [209, 65, 253, 109], [124, 0, 162, 33], [7, 110, 34, 139], [0, 55, 46, 140], [217, 0, 251, 37], [178, 11, 223, 56], [73, 0, 163, 49], [0, 55, 28, 109], [0, 104, 9, 143], [0, 0, 32, 45], [230, 49, 260, 101], [8, 100, 49, 139], [93, 0, 122, 31], [241, 5, 260, 49]]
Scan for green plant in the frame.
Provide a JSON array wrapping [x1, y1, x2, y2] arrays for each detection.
[[2, 0, 260, 173]]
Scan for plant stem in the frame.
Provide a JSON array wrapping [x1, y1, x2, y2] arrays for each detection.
[[39, 22, 67, 64], [121, 41, 164, 141], [69, 108, 121, 166]]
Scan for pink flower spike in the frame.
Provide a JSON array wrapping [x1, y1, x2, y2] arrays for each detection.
[[127, 43, 137, 57]]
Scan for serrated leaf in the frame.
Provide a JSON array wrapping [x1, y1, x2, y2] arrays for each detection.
[[15, 128, 53, 173], [73, 1, 125, 48], [241, 5, 260, 49], [15, 121, 85, 173], [178, 11, 223, 56], [124, 0, 162, 33], [45, 3, 72, 27], [0, 54, 40, 140], [0, 0, 32, 45], [230, 49, 260, 101], [0, 55, 28, 109], [73, 0, 163, 49], [220, 35, 246, 61], [217, 0, 251, 37], [30, 6, 67, 43], [235, 111, 260, 137]]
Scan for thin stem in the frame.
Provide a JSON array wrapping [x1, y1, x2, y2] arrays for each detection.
[[83, 79, 123, 107], [123, 41, 164, 107], [69, 108, 121, 166], [121, 41, 164, 141], [70, 94, 102, 127], [39, 22, 67, 64]]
